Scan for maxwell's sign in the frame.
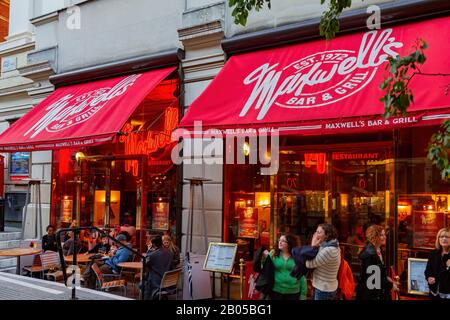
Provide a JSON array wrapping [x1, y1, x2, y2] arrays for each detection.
[[240, 29, 402, 120], [0, 68, 175, 151], [180, 16, 450, 133]]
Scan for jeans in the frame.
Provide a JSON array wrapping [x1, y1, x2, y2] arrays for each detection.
[[314, 288, 337, 300], [269, 291, 300, 300]]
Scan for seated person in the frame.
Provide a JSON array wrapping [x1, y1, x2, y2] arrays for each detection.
[[79, 229, 97, 253], [42, 225, 58, 252], [83, 233, 132, 288], [64, 220, 78, 241], [86, 235, 111, 254], [120, 224, 136, 246], [100, 233, 132, 275], [162, 234, 180, 269], [144, 235, 173, 300], [63, 232, 82, 256]]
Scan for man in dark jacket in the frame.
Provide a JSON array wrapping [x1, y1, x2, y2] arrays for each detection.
[[144, 235, 173, 300]]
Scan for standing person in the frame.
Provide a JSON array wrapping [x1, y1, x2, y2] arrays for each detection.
[[162, 234, 180, 269], [144, 235, 173, 300], [306, 224, 341, 300], [263, 234, 307, 300], [356, 225, 399, 300], [425, 228, 450, 299], [42, 225, 58, 252]]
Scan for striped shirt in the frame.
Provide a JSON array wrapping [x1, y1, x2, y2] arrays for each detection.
[[305, 246, 341, 292]]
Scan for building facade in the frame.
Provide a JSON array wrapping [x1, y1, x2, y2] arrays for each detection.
[[0, 0, 448, 298]]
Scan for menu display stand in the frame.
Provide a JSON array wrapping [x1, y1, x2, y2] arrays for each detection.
[[203, 242, 238, 299]]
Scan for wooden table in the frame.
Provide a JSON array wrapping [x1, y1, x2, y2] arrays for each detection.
[[118, 262, 144, 298], [64, 253, 97, 264], [0, 248, 41, 275], [117, 262, 143, 270]]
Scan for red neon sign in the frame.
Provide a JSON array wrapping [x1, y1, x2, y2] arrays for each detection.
[[119, 107, 178, 176], [304, 153, 326, 174]]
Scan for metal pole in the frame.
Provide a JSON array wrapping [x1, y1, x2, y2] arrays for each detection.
[[189, 183, 194, 253], [239, 258, 244, 299], [71, 230, 78, 300], [38, 182, 42, 239], [104, 164, 111, 227], [212, 271, 215, 300], [200, 181, 208, 254], [34, 184, 38, 239], [21, 184, 30, 239]]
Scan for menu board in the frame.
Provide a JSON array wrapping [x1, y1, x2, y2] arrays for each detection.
[[413, 211, 444, 248], [407, 258, 429, 296], [238, 207, 259, 238], [152, 202, 169, 230], [203, 242, 237, 274]]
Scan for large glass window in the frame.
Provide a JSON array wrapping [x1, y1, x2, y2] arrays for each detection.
[[50, 78, 180, 246], [224, 132, 395, 278], [396, 126, 450, 293]]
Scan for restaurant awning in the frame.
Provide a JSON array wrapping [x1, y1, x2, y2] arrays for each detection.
[[0, 67, 176, 151], [179, 16, 450, 136]]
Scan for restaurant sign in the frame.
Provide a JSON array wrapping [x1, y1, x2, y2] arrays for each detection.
[[413, 210, 445, 249]]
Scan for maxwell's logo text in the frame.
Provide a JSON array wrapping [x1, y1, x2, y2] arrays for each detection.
[[25, 74, 141, 138], [240, 29, 403, 120]]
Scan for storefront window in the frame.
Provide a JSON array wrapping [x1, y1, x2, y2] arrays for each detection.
[[50, 78, 180, 246], [396, 126, 450, 293], [224, 133, 395, 277]]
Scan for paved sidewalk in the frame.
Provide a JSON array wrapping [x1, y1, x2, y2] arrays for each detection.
[[0, 272, 132, 300]]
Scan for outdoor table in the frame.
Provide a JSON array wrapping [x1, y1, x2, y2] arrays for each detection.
[[118, 261, 144, 297], [0, 248, 42, 275], [64, 253, 97, 264]]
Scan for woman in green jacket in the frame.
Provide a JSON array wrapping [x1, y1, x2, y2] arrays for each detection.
[[264, 234, 308, 300]]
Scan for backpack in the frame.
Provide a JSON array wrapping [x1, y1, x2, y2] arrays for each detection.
[[338, 258, 355, 300]]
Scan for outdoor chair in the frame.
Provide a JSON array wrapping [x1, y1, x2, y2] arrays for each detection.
[[91, 263, 127, 296], [153, 268, 182, 300], [42, 251, 73, 282], [23, 254, 43, 278]]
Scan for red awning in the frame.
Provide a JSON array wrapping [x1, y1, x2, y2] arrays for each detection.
[[0, 67, 175, 151], [179, 16, 450, 135]]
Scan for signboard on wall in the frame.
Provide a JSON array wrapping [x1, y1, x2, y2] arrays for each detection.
[[152, 202, 169, 230], [238, 207, 259, 238], [61, 197, 73, 223], [9, 152, 30, 181], [203, 242, 237, 274], [413, 210, 445, 248]]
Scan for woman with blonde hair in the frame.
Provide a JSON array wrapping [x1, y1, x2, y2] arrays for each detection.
[[162, 234, 180, 269], [356, 224, 399, 300], [425, 228, 450, 299]]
